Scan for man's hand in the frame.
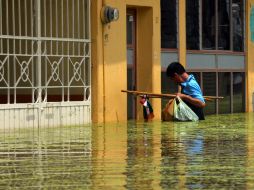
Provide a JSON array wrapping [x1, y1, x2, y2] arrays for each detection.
[[175, 93, 206, 108], [175, 92, 187, 99]]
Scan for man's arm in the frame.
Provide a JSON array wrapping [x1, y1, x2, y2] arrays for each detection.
[[176, 93, 206, 108]]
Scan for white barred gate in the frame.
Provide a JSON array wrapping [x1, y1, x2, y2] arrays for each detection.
[[0, 0, 91, 128]]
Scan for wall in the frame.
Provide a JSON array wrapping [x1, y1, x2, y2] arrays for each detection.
[[91, 0, 161, 122]]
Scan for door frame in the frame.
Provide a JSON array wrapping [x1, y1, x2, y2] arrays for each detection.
[[127, 8, 137, 119]]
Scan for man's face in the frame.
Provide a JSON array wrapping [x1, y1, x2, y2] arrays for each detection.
[[170, 73, 184, 84]]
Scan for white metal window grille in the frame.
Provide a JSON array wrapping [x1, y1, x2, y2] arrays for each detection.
[[0, 0, 91, 127]]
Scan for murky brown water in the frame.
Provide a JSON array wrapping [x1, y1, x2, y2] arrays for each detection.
[[0, 113, 254, 189]]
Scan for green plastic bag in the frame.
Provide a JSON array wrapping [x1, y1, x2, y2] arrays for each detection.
[[173, 97, 199, 121]]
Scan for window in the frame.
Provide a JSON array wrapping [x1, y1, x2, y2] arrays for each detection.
[[233, 72, 245, 112], [232, 0, 244, 51], [203, 72, 216, 114], [127, 15, 134, 45], [218, 0, 230, 50], [202, 0, 216, 50], [161, 0, 178, 49], [218, 72, 231, 114], [186, 0, 245, 51], [186, 0, 200, 50], [182, 71, 246, 115]]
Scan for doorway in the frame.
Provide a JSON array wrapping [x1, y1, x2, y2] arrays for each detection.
[[127, 9, 136, 120]]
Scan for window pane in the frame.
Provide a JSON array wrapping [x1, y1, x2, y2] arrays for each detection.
[[202, 0, 215, 50], [203, 72, 216, 114], [190, 72, 201, 85], [232, 0, 244, 51], [186, 0, 200, 50], [218, 72, 231, 114], [127, 67, 135, 119], [161, 0, 177, 48], [233, 72, 245, 112], [127, 15, 133, 45], [161, 71, 178, 107], [218, 0, 230, 50]]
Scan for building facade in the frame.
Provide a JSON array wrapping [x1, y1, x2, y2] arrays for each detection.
[[0, 0, 254, 126]]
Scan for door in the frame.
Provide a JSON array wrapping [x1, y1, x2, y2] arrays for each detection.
[[127, 9, 136, 120]]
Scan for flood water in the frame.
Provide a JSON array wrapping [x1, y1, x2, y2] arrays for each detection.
[[1, 113, 254, 189]]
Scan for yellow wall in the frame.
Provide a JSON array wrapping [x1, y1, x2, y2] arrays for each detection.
[[91, 0, 104, 122], [247, 0, 254, 112], [91, 0, 161, 123]]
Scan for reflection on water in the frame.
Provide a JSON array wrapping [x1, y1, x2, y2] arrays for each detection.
[[1, 113, 254, 189]]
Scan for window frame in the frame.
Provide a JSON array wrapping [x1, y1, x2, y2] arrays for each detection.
[[186, 0, 245, 53], [187, 69, 246, 114]]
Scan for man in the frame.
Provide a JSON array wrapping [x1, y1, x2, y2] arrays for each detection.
[[166, 62, 205, 120]]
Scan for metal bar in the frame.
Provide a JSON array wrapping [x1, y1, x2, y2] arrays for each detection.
[[61, 0, 64, 101], [78, 0, 80, 55], [56, 0, 58, 55], [199, 0, 202, 50], [67, 57, 70, 101], [0, 53, 86, 57], [230, 0, 233, 51], [36, 0, 42, 104], [61, 0, 64, 53], [6, 0, 10, 104], [67, 0, 70, 101], [216, 71, 219, 114], [230, 72, 233, 113], [6, 0, 9, 35], [43, 0, 46, 55], [0, 0, 2, 53], [72, 0, 75, 55], [25, 0, 28, 53], [44, 0, 46, 37], [18, 0, 21, 52], [31, 0, 33, 38], [83, 0, 85, 40], [50, 0, 52, 54], [14, 56, 16, 104], [88, 0, 91, 40], [0, 0, 2, 35], [44, 55, 47, 102], [243, 0, 246, 52], [12, 1, 16, 103], [176, 0, 179, 48], [62, 57, 64, 102], [88, 0, 91, 103], [0, 35, 90, 42], [0, 85, 87, 89], [30, 1, 36, 104], [200, 72, 203, 92], [215, 0, 218, 50], [67, 0, 70, 58], [12, 0, 15, 54], [32, 55, 35, 103]]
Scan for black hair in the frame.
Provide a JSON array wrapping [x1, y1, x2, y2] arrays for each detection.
[[166, 62, 186, 78]]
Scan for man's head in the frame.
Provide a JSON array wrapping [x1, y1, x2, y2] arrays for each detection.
[[166, 62, 186, 83]]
